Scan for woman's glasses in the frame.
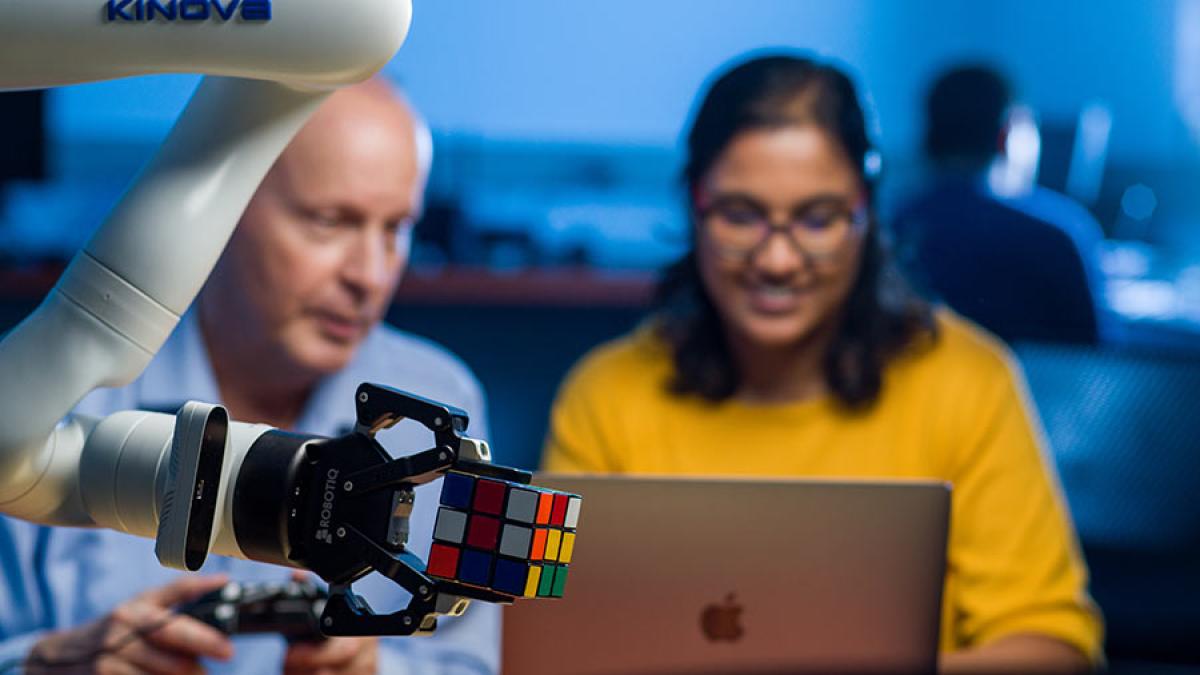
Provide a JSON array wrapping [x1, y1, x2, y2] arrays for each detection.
[[695, 192, 868, 263]]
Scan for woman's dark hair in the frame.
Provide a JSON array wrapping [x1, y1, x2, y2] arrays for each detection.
[[654, 53, 935, 409]]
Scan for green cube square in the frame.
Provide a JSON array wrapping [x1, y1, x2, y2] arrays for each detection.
[[537, 563, 556, 597], [551, 565, 569, 598]]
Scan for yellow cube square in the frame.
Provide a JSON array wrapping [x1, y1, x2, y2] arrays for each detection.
[[559, 532, 576, 564], [524, 565, 542, 598], [544, 529, 562, 562]]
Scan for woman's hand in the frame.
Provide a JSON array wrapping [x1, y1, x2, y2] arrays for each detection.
[[940, 633, 1092, 674]]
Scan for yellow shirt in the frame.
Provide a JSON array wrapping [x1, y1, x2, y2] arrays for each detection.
[[543, 312, 1102, 661]]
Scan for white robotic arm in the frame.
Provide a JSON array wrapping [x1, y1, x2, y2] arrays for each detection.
[[0, 0, 412, 524], [0, 78, 330, 526]]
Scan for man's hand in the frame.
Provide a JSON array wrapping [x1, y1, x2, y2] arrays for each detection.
[[283, 636, 378, 675], [281, 571, 377, 675], [27, 575, 235, 675]]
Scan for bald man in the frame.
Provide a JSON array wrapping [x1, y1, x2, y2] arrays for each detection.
[[0, 81, 499, 674]]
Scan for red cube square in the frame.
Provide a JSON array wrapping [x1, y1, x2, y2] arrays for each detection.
[[473, 479, 506, 515], [551, 493, 569, 526], [427, 543, 460, 579], [466, 514, 501, 550]]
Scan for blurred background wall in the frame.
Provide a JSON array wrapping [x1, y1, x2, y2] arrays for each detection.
[[12, 0, 1200, 259]]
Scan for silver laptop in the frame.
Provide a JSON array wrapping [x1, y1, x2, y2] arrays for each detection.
[[503, 475, 949, 674]]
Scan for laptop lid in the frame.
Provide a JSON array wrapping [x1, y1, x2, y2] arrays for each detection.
[[502, 475, 949, 674]]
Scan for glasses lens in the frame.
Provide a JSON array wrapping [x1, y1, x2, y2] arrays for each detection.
[[704, 203, 767, 254], [793, 204, 857, 255]]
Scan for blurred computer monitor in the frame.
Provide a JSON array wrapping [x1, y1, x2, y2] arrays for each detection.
[[1038, 102, 1112, 210]]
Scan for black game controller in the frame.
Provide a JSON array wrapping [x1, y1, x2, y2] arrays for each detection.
[[180, 578, 328, 643]]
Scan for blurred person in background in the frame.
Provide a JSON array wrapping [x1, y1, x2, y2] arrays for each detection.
[[0, 79, 499, 675], [543, 53, 1101, 673], [892, 64, 1111, 345]]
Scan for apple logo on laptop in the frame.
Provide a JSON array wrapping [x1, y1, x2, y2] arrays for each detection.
[[700, 593, 744, 642]]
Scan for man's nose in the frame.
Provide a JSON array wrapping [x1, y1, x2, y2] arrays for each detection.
[[341, 228, 396, 300]]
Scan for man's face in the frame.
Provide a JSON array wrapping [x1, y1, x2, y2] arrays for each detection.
[[208, 89, 425, 377]]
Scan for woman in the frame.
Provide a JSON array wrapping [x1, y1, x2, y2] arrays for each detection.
[[543, 54, 1100, 672]]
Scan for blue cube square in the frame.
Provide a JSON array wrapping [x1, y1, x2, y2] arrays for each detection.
[[492, 558, 529, 597], [440, 472, 474, 510], [457, 549, 493, 587]]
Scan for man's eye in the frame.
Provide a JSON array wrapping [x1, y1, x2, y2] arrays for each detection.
[[313, 214, 341, 228], [301, 210, 339, 229]]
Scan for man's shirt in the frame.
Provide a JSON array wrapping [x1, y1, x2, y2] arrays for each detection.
[[0, 311, 499, 674], [893, 175, 1112, 345]]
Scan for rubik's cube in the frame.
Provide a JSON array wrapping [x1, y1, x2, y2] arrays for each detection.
[[427, 471, 581, 599]]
